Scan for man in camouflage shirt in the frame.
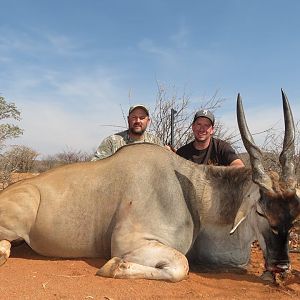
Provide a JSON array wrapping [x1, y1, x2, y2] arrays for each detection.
[[91, 104, 163, 160]]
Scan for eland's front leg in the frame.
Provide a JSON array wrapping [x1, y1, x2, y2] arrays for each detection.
[[96, 240, 189, 282]]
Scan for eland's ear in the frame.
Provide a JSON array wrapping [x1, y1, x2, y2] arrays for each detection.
[[230, 186, 260, 234]]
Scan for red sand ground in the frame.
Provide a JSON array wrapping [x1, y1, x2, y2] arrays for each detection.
[[0, 242, 298, 299]]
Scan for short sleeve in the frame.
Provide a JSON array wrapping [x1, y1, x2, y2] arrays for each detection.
[[91, 137, 115, 161], [217, 140, 240, 165]]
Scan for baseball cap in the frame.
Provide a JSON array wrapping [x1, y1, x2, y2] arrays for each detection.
[[193, 109, 215, 125], [128, 104, 149, 116]]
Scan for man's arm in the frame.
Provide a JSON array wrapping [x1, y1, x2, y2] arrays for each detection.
[[216, 139, 245, 167], [91, 137, 114, 161]]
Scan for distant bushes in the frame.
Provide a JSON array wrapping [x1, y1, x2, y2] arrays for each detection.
[[34, 149, 93, 173], [0, 146, 93, 189]]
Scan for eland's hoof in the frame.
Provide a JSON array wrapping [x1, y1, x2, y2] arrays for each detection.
[[96, 257, 123, 277]]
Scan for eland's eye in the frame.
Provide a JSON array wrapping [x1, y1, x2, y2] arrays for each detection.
[[271, 228, 279, 235]]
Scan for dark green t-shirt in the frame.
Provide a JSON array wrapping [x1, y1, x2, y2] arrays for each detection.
[[176, 138, 239, 166]]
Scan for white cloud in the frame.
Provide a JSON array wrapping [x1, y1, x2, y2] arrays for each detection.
[[219, 99, 300, 151], [170, 24, 189, 48], [16, 103, 91, 154], [45, 34, 78, 55], [138, 38, 173, 58], [0, 26, 85, 65], [3, 68, 131, 157], [13, 97, 127, 158]]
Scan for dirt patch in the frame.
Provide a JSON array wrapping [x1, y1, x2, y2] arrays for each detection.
[[0, 244, 299, 299]]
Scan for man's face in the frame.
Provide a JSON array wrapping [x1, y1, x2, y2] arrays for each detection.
[[128, 108, 150, 135], [192, 117, 214, 142]]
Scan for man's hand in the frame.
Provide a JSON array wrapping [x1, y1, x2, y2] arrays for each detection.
[[165, 145, 176, 153]]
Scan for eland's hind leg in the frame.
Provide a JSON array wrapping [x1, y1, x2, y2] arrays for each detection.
[[97, 240, 189, 282], [0, 184, 40, 265]]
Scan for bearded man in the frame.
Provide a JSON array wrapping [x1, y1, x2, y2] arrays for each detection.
[[92, 104, 163, 160]]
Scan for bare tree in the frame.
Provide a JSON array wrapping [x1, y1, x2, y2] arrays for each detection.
[[35, 148, 93, 173], [34, 155, 61, 173], [150, 83, 191, 148], [3, 145, 39, 172], [0, 145, 38, 189], [260, 120, 300, 181], [150, 82, 232, 149], [55, 148, 92, 164]]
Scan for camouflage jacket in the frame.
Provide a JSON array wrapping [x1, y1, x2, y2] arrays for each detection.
[[91, 130, 163, 160]]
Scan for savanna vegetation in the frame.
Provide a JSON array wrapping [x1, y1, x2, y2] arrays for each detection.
[[0, 89, 299, 186]]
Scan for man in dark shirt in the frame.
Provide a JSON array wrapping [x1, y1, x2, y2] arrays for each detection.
[[176, 110, 244, 167]]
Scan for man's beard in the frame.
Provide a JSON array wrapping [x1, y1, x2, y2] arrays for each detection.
[[130, 127, 146, 136]]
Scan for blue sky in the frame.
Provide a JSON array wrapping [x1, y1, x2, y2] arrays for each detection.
[[0, 0, 299, 157]]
